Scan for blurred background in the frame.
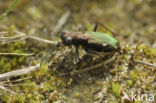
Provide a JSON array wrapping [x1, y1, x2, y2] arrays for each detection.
[[0, 0, 156, 103]]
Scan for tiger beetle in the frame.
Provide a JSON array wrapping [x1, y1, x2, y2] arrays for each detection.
[[40, 23, 120, 72], [40, 23, 156, 74], [57, 23, 120, 62]]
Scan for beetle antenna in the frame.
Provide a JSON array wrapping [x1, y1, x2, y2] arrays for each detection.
[[93, 23, 98, 32], [96, 22, 117, 36], [40, 42, 62, 67], [40, 47, 53, 67], [56, 32, 62, 37], [78, 24, 83, 32]]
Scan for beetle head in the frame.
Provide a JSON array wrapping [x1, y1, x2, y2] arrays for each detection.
[[60, 30, 73, 46]]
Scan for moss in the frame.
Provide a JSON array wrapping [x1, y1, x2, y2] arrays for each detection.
[[0, 57, 11, 73], [146, 84, 151, 90], [0, 57, 5, 67], [4, 62, 11, 71], [18, 56, 25, 63], [139, 72, 147, 77], [118, 66, 123, 71], [14, 94, 25, 103], [136, 44, 142, 51], [11, 57, 18, 67], [26, 93, 32, 99], [21, 82, 37, 93], [130, 71, 138, 82], [125, 45, 132, 52], [127, 80, 133, 87], [33, 62, 49, 81], [43, 80, 55, 91], [0, 94, 11, 103], [39, 94, 45, 100], [111, 82, 120, 98], [143, 46, 156, 58]]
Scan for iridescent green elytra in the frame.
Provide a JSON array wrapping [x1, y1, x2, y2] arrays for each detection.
[[86, 31, 119, 49]]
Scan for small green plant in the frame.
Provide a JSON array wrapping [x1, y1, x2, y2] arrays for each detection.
[[0, 0, 19, 22]]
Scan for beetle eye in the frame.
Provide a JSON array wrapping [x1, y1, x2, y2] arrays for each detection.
[[62, 31, 65, 35], [66, 37, 72, 42], [64, 37, 72, 45]]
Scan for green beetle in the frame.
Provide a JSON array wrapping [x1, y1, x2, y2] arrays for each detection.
[[40, 23, 120, 68], [59, 23, 120, 58]]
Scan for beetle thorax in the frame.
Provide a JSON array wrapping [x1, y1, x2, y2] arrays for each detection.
[[60, 30, 89, 46]]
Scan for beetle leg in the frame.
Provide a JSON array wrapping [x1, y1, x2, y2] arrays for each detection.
[[85, 49, 100, 55], [48, 42, 61, 62], [40, 42, 62, 67], [93, 23, 99, 32], [68, 54, 117, 75], [85, 49, 115, 68], [71, 54, 92, 71], [85, 49, 105, 67], [95, 52, 106, 68], [78, 25, 82, 31], [75, 46, 80, 63]]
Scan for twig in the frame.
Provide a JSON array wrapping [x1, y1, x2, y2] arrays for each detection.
[[16, 31, 57, 44], [133, 57, 156, 68], [0, 52, 34, 56], [0, 85, 16, 95], [0, 76, 32, 84], [97, 93, 105, 103], [0, 30, 57, 45], [53, 11, 71, 33], [0, 87, 6, 95], [13, 31, 57, 44], [1, 83, 31, 86], [0, 31, 9, 35], [0, 33, 24, 39], [0, 64, 40, 80], [30, 36, 57, 45], [0, 34, 31, 44]]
